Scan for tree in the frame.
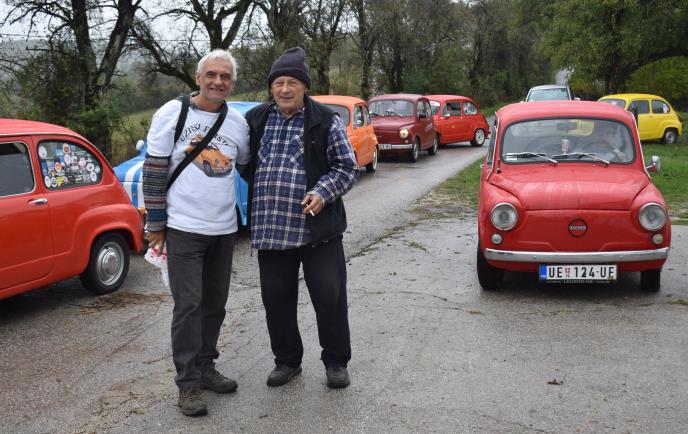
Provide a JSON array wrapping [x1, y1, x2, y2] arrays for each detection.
[[349, 0, 377, 99], [538, 0, 688, 93], [132, 0, 254, 90], [302, 0, 348, 94], [370, 0, 412, 92], [2, 0, 144, 159], [255, 0, 307, 50]]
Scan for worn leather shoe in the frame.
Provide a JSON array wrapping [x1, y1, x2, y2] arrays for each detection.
[[326, 366, 350, 389], [178, 386, 207, 417], [200, 367, 238, 393], [266, 365, 302, 387]]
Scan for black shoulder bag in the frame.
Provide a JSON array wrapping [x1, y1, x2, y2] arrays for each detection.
[[165, 94, 228, 191]]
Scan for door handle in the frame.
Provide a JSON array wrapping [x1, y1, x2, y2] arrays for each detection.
[[28, 198, 48, 205]]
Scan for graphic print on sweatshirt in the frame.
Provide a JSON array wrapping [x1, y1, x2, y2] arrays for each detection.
[[181, 130, 234, 178]]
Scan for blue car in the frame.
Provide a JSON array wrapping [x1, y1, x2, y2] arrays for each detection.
[[114, 101, 259, 227]]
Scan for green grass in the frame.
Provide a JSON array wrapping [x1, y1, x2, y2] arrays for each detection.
[[481, 101, 516, 118], [435, 158, 483, 208], [111, 108, 156, 165]]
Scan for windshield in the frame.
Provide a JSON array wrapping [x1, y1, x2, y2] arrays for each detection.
[[369, 99, 414, 117], [501, 118, 634, 164], [429, 101, 440, 115], [324, 104, 350, 126], [527, 87, 569, 101], [598, 98, 626, 109]]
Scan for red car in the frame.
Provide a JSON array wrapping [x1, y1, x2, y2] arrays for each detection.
[[0, 119, 144, 300], [477, 101, 671, 291], [427, 94, 489, 147], [367, 94, 438, 162]]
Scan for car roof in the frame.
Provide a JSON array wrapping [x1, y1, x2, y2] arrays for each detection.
[[529, 84, 568, 90], [496, 101, 635, 126], [425, 94, 475, 103], [311, 95, 366, 106], [368, 93, 426, 102], [227, 101, 260, 116], [0, 118, 85, 139], [599, 93, 667, 101]]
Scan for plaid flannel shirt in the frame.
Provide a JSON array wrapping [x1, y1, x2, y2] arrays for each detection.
[[250, 106, 358, 250]]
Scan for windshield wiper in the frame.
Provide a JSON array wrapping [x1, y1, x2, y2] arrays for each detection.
[[505, 152, 557, 164], [552, 152, 610, 165]]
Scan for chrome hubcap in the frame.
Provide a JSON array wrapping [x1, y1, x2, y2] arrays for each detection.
[[476, 129, 485, 144], [96, 242, 124, 286]]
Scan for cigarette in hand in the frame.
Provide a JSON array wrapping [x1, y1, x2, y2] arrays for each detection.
[[309, 210, 315, 216]]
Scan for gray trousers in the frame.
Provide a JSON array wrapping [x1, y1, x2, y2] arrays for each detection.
[[166, 227, 236, 390]]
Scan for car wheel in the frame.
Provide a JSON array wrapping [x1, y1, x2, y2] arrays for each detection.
[[640, 268, 661, 292], [409, 139, 420, 162], [80, 233, 130, 295], [662, 129, 678, 144], [477, 242, 503, 291], [365, 147, 378, 173], [471, 129, 486, 147], [428, 135, 438, 156]]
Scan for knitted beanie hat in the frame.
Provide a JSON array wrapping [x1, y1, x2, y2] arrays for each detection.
[[267, 47, 311, 89]]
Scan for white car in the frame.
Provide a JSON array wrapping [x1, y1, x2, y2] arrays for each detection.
[[525, 84, 578, 102]]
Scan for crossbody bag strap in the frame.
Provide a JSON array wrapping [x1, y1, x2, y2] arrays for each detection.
[[166, 101, 228, 191], [173, 93, 191, 144]]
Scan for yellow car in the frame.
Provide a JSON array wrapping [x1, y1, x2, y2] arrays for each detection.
[[598, 93, 683, 144]]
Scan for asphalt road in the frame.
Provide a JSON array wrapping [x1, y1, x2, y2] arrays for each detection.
[[1, 142, 687, 434]]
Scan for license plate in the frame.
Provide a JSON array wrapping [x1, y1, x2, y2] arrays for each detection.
[[380, 143, 392, 150], [539, 264, 617, 282]]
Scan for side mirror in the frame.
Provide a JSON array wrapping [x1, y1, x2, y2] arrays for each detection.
[[418, 113, 426, 119], [136, 139, 145, 151], [645, 155, 661, 173]]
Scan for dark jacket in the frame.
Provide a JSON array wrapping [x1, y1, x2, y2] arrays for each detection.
[[243, 95, 347, 245]]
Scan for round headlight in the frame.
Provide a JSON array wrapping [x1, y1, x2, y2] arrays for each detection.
[[399, 128, 409, 139], [491, 203, 518, 230], [639, 203, 667, 231]]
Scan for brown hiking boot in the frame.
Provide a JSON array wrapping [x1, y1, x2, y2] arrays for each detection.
[[200, 367, 238, 393], [178, 386, 207, 417]]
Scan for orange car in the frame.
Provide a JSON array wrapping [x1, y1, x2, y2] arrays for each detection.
[[0, 119, 144, 300], [311, 95, 379, 172], [185, 135, 233, 176]]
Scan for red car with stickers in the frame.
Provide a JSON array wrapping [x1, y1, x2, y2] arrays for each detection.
[[0, 119, 144, 300], [477, 101, 671, 291]]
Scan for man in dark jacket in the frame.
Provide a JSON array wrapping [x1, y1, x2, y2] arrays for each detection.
[[243, 47, 358, 388]]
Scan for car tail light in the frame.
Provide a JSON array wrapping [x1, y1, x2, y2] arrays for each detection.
[[639, 203, 666, 231], [491, 203, 518, 230]]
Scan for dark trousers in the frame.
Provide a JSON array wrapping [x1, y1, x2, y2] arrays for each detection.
[[258, 236, 351, 368], [166, 227, 236, 389]]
